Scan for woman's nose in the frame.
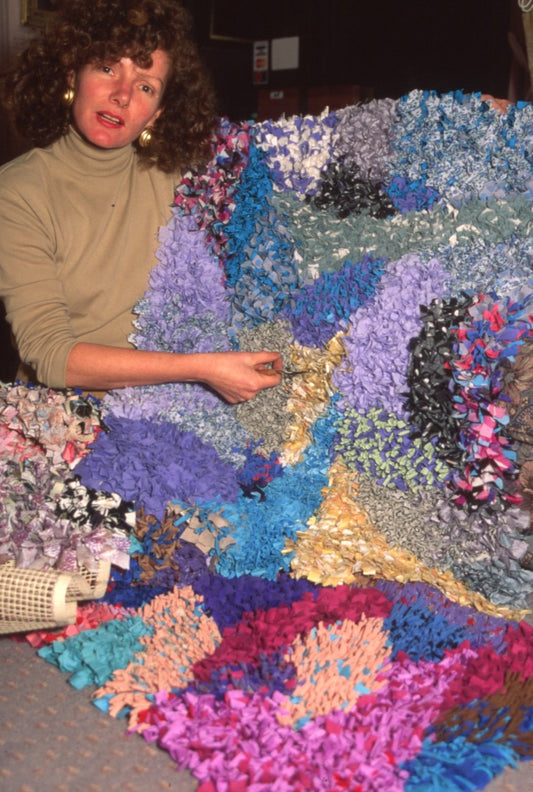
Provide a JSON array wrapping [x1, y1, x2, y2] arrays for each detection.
[[110, 80, 132, 108]]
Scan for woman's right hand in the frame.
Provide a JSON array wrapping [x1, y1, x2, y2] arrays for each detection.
[[195, 350, 283, 403], [65, 343, 283, 402]]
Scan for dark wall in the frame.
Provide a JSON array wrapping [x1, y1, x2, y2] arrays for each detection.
[[0, 303, 18, 383], [189, 0, 513, 119]]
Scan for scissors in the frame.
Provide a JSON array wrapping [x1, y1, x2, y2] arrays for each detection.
[[257, 364, 310, 378]]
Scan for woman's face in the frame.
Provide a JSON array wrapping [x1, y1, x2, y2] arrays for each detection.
[[70, 49, 170, 149]]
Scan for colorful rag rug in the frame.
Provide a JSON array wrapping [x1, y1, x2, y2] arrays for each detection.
[[3, 90, 533, 790]]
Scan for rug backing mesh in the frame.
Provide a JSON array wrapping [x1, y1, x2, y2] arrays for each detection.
[[0, 560, 110, 634]]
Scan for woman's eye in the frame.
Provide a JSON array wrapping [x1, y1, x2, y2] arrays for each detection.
[[101, 65, 113, 74], [140, 84, 154, 94]]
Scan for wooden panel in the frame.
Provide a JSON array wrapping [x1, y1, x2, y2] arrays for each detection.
[[306, 85, 374, 115], [256, 86, 303, 120]]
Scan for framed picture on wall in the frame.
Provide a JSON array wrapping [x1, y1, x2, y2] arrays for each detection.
[[20, 0, 58, 29]]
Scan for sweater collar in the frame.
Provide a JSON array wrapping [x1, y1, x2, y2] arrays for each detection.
[[54, 127, 136, 175]]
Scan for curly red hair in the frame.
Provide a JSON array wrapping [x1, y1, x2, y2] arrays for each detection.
[[2, 0, 217, 172]]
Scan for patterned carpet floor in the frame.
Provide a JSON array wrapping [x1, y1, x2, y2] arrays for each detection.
[[0, 636, 193, 792], [2, 90, 533, 791]]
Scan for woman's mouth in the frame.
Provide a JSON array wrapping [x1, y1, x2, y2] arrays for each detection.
[[97, 112, 125, 127]]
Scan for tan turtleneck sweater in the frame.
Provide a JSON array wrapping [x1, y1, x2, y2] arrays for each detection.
[[0, 128, 177, 388]]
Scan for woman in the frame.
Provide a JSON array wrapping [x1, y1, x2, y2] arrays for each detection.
[[0, 0, 281, 402]]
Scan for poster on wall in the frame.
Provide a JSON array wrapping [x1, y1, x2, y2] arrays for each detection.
[[253, 40, 269, 85], [271, 36, 299, 71]]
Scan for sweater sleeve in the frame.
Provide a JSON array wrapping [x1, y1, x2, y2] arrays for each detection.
[[0, 174, 77, 388]]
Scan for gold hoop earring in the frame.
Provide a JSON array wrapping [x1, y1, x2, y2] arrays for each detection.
[[62, 87, 75, 107], [138, 127, 153, 148]]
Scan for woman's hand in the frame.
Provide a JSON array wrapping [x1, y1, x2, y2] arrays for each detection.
[[195, 351, 283, 403], [65, 343, 283, 401]]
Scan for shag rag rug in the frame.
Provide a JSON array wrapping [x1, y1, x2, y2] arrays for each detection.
[[3, 89, 533, 792]]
